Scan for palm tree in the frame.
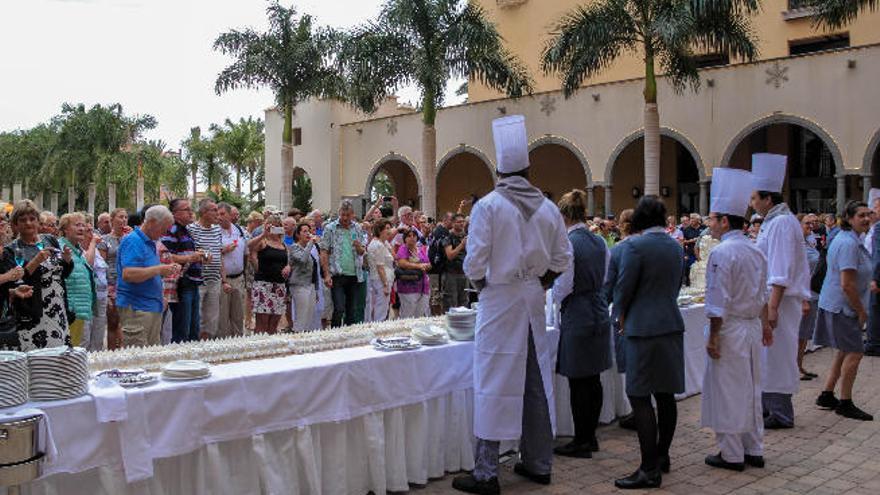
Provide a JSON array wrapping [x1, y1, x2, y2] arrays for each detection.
[[211, 117, 265, 196], [806, 0, 877, 27], [542, 0, 759, 196], [340, 0, 532, 216], [214, 1, 343, 211]]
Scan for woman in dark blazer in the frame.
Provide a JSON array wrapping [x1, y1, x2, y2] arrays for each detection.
[[552, 190, 612, 459], [612, 196, 685, 490]]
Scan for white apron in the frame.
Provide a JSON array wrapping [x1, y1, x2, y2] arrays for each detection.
[[474, 279, 556, 441], [761, 296, 802, 394], [702, 316, 763, 433]]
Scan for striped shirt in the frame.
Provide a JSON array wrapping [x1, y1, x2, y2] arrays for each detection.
[[187, 222, 223, 283]]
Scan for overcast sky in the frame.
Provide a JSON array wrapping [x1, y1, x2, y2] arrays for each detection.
[[0, 0, 463, 148]]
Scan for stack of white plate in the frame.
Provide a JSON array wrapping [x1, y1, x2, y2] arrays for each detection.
[[411, 324, 449, 346], [27, 346, 89, 401], [446, 307, 477, 341], [161, 360, 211, 381], [0, 351, 29, 407]]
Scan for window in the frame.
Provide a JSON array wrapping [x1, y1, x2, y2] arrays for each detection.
[[693, 53, 730, 69], [789, 34, 850, 56], [293, 128, 302, 146]]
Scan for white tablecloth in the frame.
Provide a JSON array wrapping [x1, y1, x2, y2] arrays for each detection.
[[553, 304, 707, 436]]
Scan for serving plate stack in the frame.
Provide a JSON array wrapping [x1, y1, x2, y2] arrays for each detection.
[[446, 307, 477, 341], [371, 337, 422, 351], [161, 360, 211, 381], [0, 351, 29, 408], [27, 347, 89, 401], [411, 324, 449, 346]]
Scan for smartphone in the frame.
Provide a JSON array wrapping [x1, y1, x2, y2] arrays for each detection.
[[383, 196, 393, 202], [270, 226, 285, 235]]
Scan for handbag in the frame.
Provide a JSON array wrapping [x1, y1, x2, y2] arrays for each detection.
[[395, 267, 424, 282]]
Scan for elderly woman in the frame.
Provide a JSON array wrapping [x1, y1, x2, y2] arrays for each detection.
[[98, 208, 128, 349], [612, 196, 685, 489], [814, 201, 873, 421], [249, 214, 289, 333], [367, 219, 395, 321], [0, 254, 35, 349], [798, 213, 821, 380], [552, 190, 612, 458], [285, 222, 319, 331], [3, 200, 74, 350], [395, 229, 431, 318], [59, 213, 98, 348]]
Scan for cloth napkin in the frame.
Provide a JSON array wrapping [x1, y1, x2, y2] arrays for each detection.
[[90, 376, 128, 423], [0, 407, 58, 463]]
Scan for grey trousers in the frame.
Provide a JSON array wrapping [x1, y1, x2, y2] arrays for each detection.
[[762, 392, 794, 427], [474, 329, 553, 481]]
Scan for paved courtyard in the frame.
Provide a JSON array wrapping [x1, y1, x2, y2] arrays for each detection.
[[421, 348, 880, 494]]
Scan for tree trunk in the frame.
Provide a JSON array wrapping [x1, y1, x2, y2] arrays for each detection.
[[108, 183, 116, 211], [12, 183, 22, 203], [51, 192, 59, 215], [87, 183, 97, 217], [280, 103, 294, 211], [191, 165, 198, 203], [34, 191, 43, 211], [1, 186, 9, 202], [136, 177, 145, 212], [236, 165, 242, 196], [421, 91, 438, 217], [643, 46, 660, 197], [67, 185, 75, 213]]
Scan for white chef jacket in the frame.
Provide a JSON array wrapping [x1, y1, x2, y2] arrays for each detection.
[[464, 189, 572, 441], [701, 230, 767, 433], [755, 206, 810, 394]]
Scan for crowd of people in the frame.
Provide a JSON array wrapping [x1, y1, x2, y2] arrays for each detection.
[[0, 192, 488, 352]]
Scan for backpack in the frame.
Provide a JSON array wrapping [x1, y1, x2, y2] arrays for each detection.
[[428, 234, 448, 275]]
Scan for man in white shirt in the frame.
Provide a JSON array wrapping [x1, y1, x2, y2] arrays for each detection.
[[750, 154, 811, 429], [217, 202, 247, 338], [453, 116, 572, 494], [702, 168, 770, 472]]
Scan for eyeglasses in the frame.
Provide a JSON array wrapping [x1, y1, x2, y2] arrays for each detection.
[[175, 207, 192, 212]]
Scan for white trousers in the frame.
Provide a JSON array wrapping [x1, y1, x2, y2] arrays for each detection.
[[368, 278, 390, 322], [81, 295, 108, 351], [199, 281, 221, 338], [291, 285, 317, 332], [398, 292, 429, 319], [716, 431, 763, 463]]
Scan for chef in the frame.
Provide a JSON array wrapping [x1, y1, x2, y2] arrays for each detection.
[[750, 153, 812, 429], [702, 168, 770, 472], [865, 188, 880, 356], [453, 115, 572, 494]]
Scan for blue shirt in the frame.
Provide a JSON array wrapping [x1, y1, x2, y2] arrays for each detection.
[[284, 235, 295, 246], [819, 230, 871, 317], [116, 228, 163, 313]]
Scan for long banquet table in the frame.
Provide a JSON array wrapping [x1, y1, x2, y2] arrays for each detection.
[[4, 305, 707, 495]]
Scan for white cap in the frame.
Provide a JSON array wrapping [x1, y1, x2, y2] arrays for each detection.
[[751, 153, 787, 193], [869, 188, 880, 207], [492, 115, 529, 174], [711, 168, 753, 218]]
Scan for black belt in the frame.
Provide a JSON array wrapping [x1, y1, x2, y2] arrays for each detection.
[[227, 272, 244, 279]]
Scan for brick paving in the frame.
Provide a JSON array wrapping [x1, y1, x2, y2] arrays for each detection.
[[420, 348, 880, 494]]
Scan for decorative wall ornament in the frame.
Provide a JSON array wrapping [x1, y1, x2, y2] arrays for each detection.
[[539, 95, 557, 116], [497, 106, 507, 115], [386, 119, 398, 135], [765, 61, 789, 89]]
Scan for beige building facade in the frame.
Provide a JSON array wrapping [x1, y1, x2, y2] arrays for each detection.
[[265, 2, 880, 218]]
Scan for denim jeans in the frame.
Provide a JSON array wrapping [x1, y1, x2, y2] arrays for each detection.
[[330, 275, 363, 327], [171, 278, 200, 343]]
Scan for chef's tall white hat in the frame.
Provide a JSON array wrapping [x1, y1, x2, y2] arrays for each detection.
[[751, 153, 787, 193], [492, 115, 529, 174], [711, 167, 753, 218], [869, 188, 880, 207]]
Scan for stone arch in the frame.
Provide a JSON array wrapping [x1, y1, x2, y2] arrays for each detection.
[[863, 128, 880, 177], [720, 113, 844, 174], [528, 135, 593, 186], [437, 145, 495, 177], [604, 127, 706, 185], [363, 152, 422, 208], [436, 146, 496, 215]]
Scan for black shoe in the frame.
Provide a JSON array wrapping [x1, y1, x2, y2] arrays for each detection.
[[744, 455, 765, 468], [764, 416, 793, 429], [452, 474, 500, 495], [835, 400, 874, 421], [864, 348, 880, 357], [619, 414, 638, 431], [816, 391, 840, 410], [705, 453, 745, 472], [614, 469, 662, 490], [586, 437, 600, 452], [513, 463, 551, 485], [658, 454, 670, 474], [553, 441, 592, 458]]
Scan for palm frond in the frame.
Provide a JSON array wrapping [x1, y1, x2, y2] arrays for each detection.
[[804, 0, 878, 28]]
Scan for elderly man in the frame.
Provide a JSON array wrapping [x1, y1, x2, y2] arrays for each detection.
[[163, 199, 205, 343], [681, 213, 703, 286], [750, 154, 811, 429], [454, 116, 571, 494], [319, 200, 367, 327], [96, 212, 112, 235], [188, 199, 226, 339], [218, 202, 247, 338], [117, 205, 180, 347], [230, 206, 241, 225], [309, 209, 325, 236]]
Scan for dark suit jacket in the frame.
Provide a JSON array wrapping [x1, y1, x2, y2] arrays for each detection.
[[612, 231, 685, 338]]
